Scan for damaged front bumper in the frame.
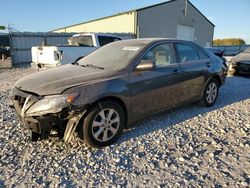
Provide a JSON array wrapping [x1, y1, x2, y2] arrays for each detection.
[[9, 87, 86, 142]]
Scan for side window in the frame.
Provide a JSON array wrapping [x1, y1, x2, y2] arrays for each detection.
[[98, 36, 121, 46], [198, 48, 210, 60], [71, 36, 94, 46], [175, 43, 199, 63], [141, 43, 175, 67], [113, 37, 121, 42]]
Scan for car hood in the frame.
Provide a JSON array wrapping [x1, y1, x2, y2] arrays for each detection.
[[15, 64, 116, 95]]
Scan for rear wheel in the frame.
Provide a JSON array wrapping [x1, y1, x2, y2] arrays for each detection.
[[83, 100, 125, 147], [201, 78, 219, 107]]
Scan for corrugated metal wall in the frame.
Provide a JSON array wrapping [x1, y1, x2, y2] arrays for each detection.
[[9, 32, 74, 67], [9, 32, 135, 67], [0, 34, 9, 46], [137, 0, 214, 46], [213, 45, 250, 56]]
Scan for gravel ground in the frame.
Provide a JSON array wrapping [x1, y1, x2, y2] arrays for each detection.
[[0, 59, 12, 69], [0, 68, 249, 187]]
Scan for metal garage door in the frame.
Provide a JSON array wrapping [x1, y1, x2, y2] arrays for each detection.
[[177, 24, 195, 41]]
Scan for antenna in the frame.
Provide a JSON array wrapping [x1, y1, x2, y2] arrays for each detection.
[[8, 24, 21, 32]]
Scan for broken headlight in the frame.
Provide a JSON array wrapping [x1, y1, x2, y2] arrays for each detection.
[[26, 93, 79, 116]]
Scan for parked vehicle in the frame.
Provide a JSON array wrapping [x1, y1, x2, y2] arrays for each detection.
[[0, 47, 10, 58], [206, 47, 224, 57], [31, 33, 122, 69], [228, 47, 250, 75], [9, 39, 227, 147], [206, 47, 228, 68]]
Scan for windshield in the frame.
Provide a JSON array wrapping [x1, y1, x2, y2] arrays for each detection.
[[78, 41, 146, 70], [71, 36, 94, 46]]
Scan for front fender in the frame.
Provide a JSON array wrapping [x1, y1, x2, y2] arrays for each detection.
[[64, 78, 130, 107]]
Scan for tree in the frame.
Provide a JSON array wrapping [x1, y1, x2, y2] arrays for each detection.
[[213, 38, 246, 46]]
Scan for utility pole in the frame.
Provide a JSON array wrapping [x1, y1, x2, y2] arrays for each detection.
[[184, 0, 188, 16], [7, 24, 20, 32]]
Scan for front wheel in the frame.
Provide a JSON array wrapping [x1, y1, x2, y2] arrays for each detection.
[[201, 78, 219, 107], [83, 100, 125, 147]]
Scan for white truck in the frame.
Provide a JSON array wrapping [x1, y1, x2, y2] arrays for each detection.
[[31, 33, 122, 68]]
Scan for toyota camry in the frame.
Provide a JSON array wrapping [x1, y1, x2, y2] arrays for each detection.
[[9, 39, 227, 147]]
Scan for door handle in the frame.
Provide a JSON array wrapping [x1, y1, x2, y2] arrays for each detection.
[[144, 80, 152, 84], [207, 62, 211, 67], [173, 69, 180, 75]]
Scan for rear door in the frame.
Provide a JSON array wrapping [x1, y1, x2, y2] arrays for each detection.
[[174, 42, 211, 101]]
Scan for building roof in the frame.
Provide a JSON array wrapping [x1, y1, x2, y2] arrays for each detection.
[[52, 0, 214, 32]]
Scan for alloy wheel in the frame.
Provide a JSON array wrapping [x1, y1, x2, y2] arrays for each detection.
[[91, 108, 120, 142], [206, 82, 218, 104]]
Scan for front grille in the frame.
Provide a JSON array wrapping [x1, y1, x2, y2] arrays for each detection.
[[10, 87, 39, 116]]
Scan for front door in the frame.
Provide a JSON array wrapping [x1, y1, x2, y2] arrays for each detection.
[[128, 42, 183, 118]]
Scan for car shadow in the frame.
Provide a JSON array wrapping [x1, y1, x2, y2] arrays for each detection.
[[115, 76, 250, 145]]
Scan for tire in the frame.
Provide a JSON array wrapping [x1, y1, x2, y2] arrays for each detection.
[[83, 100, 125, 147], [31, 131, 40, 141], [201, 78, 219, 107]]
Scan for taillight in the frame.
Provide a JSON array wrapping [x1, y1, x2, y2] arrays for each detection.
[[54, 51, 60, 61]]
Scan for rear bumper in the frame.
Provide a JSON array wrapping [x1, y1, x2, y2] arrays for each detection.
[[31, 62, 60, 69]]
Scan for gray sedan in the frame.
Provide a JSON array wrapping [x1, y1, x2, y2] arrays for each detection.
[[229, 47, 250, 75], [9, 39, 227, 147]]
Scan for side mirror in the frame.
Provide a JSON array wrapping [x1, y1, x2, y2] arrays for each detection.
[[136, 60, 155, 71]]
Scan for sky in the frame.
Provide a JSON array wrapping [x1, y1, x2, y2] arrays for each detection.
[[0, 0, 250, 43]]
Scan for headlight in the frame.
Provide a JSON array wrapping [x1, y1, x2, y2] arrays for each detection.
[[54, 51, 60, 61], [26, 93, 78, 116]]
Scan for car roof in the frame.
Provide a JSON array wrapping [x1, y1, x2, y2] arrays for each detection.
[[115, 38, 197, 45], [73, 33, 122, 38]]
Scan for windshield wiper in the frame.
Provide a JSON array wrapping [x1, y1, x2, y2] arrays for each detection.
[[72, 61, 79, 65], [81, 64, 104, 69]]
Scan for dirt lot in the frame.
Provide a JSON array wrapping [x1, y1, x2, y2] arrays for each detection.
[[0, 59, 12, 69], [0, 68, 249, 187]]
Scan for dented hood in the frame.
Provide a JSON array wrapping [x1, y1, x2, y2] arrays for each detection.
[[15, 64, 114, 95]]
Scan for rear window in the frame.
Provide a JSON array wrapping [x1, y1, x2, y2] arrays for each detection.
[[175, 43, 199, 63], [98, 36, 121, 46], [198, 48, 210, 59], [71, 36, 94, 47]]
